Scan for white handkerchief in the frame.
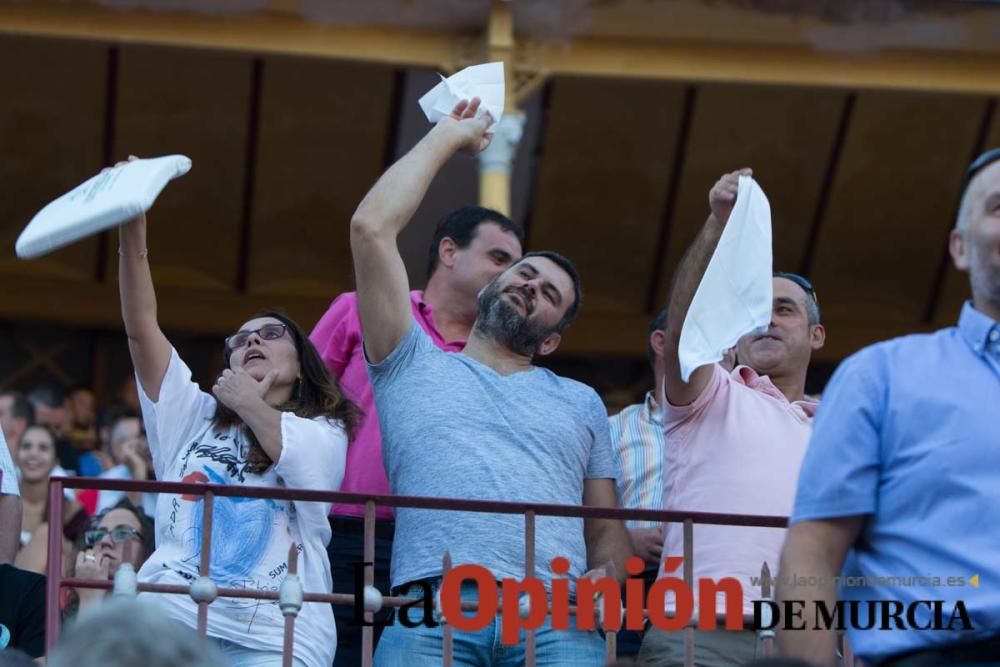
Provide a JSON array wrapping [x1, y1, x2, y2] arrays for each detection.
[[678, 175, 774, 382], [16, 154, 192, 259], [418, 61, 505, 129]]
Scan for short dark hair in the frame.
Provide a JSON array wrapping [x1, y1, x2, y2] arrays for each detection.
[[27, 384, 67, 409], [517, 250, 583, 333], [646, 307, 668, 368], [0, 390, 35, 425], [426, 206, 522, 278]]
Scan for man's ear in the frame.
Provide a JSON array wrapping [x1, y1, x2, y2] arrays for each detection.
[[537, 332, 562, 357], [438, 237, 458, 269], [649, 329, 665, 359], [950, 228, 970, 272], [810, 323, 827, 351]]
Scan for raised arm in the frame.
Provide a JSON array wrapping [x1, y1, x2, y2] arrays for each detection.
[[662, 168, 751, 406], [583, 478, 633, 585], [350, 98, 493, 363], [118, 205, 171, 402], [776, 516, 865, 666]]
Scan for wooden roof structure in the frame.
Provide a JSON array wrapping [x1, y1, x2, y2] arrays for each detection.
[[1, 0, 999, 365]]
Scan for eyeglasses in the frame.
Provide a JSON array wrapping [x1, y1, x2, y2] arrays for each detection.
[[773, 272, 819, 305], [963, 147, 1000, 191], [224, 323, 288, 351], [84, 526, 143, 547]]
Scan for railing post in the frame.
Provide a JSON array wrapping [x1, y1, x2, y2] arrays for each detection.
[[759, 562, 775, 657], [197, 489, 215, 636], [44, 477, 65, 652], [683, 519, 694, 667], [362, 500, 376, 667], [280, 543, 302, 667], [524, 510, 536, 667], [442, 551, 453, 667]]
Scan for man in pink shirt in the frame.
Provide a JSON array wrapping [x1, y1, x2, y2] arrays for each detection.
[[309, 205, 523, 665], [639, 169, 827, 667]]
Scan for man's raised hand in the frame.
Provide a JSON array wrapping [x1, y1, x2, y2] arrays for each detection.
[[438, 97, 494, 155], [709, 167, 752, 225]]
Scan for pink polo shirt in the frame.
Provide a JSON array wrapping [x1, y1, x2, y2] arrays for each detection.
[[309, 291, 466, 520], [659, 364, 818, 617]]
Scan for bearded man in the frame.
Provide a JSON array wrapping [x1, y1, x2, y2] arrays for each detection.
[[349, 97, 632, 666]]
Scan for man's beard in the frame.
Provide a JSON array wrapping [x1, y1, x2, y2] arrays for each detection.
[[967, 237, 1000, 310], [475, 281, 554, 357]]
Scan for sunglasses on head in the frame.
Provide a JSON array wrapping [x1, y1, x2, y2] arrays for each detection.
[[224, 323, 288, 352], [774, 272, 818, 305], [84, 526, 143, 547], [963, 147, 1000, 191]]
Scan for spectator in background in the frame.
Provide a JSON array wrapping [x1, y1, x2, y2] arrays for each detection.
[[777, 150, 1000, 666], [0, 390, 34, 459], [641, 169, 826, 667], [95, 413, 155, 516], [93, 405, 132, 466], [27, 385, 100, 476], [14, 425, 88, 574], [68, 386, 99, 453], [1, 428, 45, 660], [608, 307, 668, 658], [117, 376, 141, 414], [310, 203, 522, 664], [48, 597, 224, 667], [0, 563, 45, 660], [70, 499, 154, 616]]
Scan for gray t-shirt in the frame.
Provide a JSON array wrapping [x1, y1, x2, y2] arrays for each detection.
[[368, 322, 616, 589]]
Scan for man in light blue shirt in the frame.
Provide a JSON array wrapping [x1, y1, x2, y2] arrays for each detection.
[[777, 149, 1000, 666], [351, 96, 632, 666]]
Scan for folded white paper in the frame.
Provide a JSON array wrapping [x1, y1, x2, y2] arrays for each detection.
[[678, 175, 774, 382], [16, 155, 192, 259], [418, 61, 504, 129]]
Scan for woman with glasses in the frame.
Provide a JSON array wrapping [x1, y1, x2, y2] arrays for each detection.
[[116, 180, 359, 667], [71, 498, 153, 614]]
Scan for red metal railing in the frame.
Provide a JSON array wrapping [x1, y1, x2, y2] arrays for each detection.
[[46, 476, 843, 666]]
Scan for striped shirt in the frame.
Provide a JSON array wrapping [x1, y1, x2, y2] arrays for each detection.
[[608, 391, 664, 529]]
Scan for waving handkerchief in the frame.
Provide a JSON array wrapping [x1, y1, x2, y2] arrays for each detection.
[[16, 154, 191, 259], [678, 175, 773, 381], [418, 61, 505, 129]]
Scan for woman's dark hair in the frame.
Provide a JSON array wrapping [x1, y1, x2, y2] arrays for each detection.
[[213, 310, 361, 474]]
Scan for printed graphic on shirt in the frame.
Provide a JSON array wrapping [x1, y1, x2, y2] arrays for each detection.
[[183, 466, 280, 584], [158, 427, 305, 630]]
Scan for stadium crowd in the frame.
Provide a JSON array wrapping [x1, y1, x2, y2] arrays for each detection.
[[0, 100, 997, 667]]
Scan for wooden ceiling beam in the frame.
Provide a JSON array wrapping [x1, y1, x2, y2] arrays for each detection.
[[0, 3, 460, 70], [5, 4, 1000, 96], [527, 38, 1000, 96]]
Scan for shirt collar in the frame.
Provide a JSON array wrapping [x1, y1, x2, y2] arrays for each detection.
[[732, 365, 819, 418], [642, 390, 664, 426], [412, 290, 467, 348], [958, 300, 1000, 355], [413, 290, 430, 316]]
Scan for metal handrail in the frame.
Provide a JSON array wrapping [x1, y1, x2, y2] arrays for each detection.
[[45, 476, 800, 667]]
